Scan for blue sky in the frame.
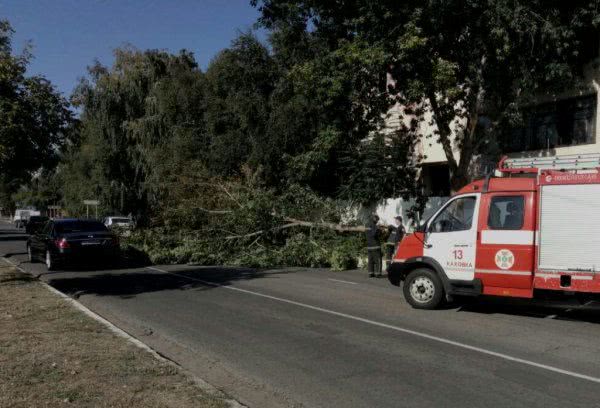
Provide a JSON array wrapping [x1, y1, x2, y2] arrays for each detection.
[[1, 0, 265, 97]]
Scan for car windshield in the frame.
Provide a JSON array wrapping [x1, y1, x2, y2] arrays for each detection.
[[29, 216, 48, 222], [54, 221, 108, 234], [112, 218, 131, 223]]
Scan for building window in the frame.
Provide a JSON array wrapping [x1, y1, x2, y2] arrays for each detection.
[[505, 95, 596, 152], [422, 164, 450, 197]]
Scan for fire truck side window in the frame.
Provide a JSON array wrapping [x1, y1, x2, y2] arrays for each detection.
[[429, 196, 476, 233], [488, 196, 525, 230]]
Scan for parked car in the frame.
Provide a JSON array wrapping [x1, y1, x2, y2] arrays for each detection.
[[25, 216, 49, 235], [26, 219, 120, 270], [103, 216, 134, 230]]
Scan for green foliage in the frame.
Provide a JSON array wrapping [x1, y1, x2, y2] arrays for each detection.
[[279, 38, 397, 197], [338, 133, 422, 204], [118, 166, 367, 270], [328, 235, 364, 271], [253, 0, 600, 190], [11, 171, 62, 210], [0, 20, 73, 209], [61, 23, 422, 224], [204, 33, 278, 178], [62, 48, 205, 218], [122, 228, 365, 271]]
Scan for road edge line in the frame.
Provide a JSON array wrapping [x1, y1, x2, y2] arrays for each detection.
[[2, 257, 245, 408]]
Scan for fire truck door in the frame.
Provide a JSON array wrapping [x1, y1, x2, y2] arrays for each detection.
[[424, 194, 480, 281], [476, 193, 534, 289]]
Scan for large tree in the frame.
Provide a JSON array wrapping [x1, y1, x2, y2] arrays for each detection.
[[64, 47, 206, 218], [204, 33, 278, 179], [253, 0, 600, 191], [0, 20, 72, 207]]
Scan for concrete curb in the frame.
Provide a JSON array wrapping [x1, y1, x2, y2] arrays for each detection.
[[1, 257, 246, 408]]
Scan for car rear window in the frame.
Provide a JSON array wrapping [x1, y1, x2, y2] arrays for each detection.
[[54, 221, 108, 234]]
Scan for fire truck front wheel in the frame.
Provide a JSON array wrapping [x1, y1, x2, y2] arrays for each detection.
[[403, 268, 444, 309]]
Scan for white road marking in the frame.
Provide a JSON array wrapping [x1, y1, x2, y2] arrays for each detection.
[[148, 266, 600, 384], [327, 278, 358, 285]]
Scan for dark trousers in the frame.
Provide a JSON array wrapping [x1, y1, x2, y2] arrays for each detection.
[[367, 248, 382, 276], [385, 244, 396, 261]]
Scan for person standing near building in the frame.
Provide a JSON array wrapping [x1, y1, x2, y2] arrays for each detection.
[[385, 216, 405, 268], [366, 214, 382, 278]]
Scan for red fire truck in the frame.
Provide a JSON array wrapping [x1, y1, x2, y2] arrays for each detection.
[[388, 154, 600, 309]]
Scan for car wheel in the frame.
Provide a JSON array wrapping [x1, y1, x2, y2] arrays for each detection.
[[45, 250, 56, 271], [403, 268, 444, 309]]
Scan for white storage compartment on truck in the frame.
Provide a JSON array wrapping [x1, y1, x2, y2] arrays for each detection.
[[538, 183, 600, 272]]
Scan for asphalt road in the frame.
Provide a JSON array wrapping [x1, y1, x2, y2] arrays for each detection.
[[3, 222, 600, 408]]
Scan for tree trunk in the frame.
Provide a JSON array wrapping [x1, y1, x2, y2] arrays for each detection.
[[449, 164, 471, 194]]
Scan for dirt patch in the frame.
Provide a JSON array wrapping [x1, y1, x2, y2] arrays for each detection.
[[0, 263, 230, 408]]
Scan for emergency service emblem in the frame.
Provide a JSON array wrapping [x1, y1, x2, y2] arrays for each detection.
[[495, 249, 515, 270]]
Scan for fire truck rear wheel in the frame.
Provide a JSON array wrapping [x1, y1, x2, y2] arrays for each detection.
[[403, 268, 444, 309]]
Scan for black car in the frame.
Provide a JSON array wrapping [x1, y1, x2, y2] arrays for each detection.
[[25, 216, 49, 235], [26, 219, 120, 270]]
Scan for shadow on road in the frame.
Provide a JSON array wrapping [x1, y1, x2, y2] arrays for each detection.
[[0, 228, 28, 258], [46, 266, 293, 299], [457, 297, 600, 324], [0, 235, 27, 241], [4, 252, 27, 258], [0, 228, 28, 241]]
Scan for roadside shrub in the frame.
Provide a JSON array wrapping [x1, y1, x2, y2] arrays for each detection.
[[328, 235, 364, 271], [276, 232, 328, 268]]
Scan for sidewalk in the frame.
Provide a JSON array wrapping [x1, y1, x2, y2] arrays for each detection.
[[0, 261, 231, 408]]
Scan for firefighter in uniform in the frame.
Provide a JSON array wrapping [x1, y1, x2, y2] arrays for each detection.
[[385, 215, 405, 269], [366, 214, 382, 277]]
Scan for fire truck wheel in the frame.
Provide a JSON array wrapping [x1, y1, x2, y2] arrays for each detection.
[[403, 268, 444, 309]]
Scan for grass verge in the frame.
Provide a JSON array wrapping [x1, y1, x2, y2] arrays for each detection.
[[0, 262, 230, 408]]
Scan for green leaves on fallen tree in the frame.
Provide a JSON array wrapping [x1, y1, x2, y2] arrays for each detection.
[[124, 165, 366, 269]]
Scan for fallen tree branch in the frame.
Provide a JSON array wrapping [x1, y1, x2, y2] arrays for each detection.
[[225, 222, 301, 240], [224, 212, 369, 241], [281, 216, 368, 232], [218, 184, 243, 208], [183, 206, 233, 214]]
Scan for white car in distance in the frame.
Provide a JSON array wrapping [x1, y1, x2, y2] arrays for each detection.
[[103, 216, 134, 230]]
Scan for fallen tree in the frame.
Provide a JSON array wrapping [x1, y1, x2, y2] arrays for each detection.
[[122, 163, 371, 270]]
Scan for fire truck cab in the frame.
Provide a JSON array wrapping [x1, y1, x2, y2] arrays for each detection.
[[388, 154, 600, 309]]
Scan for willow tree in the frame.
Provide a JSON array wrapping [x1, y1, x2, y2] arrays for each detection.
[[64, 48, 206, 217]]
